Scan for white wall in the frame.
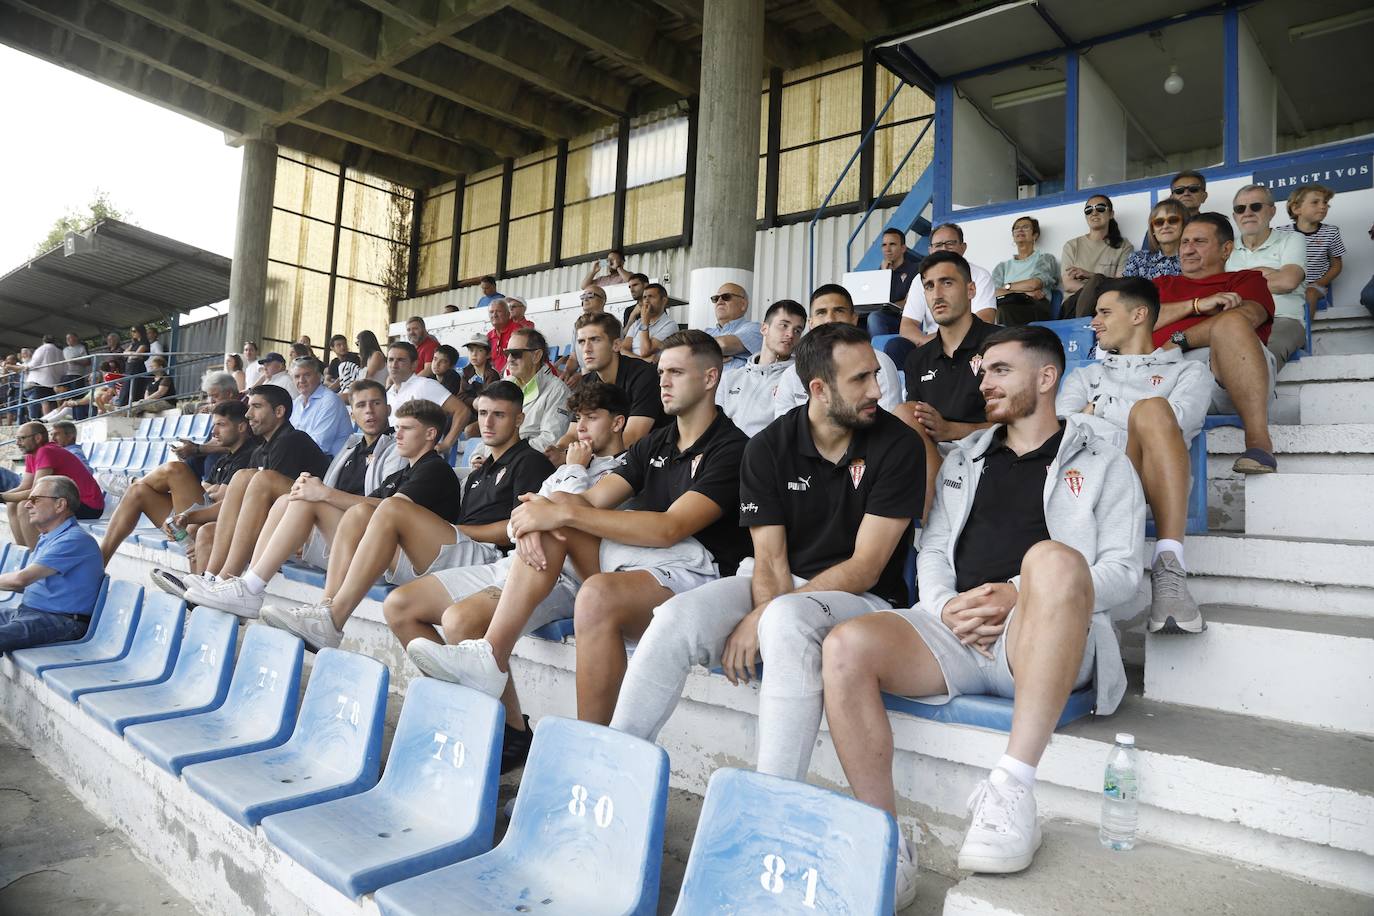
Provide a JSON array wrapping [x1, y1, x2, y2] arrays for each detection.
[[1078, 58, 1128, 189], [952, 95, 1017, 208], [1238, 18, 1277, 161]]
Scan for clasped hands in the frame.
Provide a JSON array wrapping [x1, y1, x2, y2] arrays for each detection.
[[941, 582, 1017, 659]]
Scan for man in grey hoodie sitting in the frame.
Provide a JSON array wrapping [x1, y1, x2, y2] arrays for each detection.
[[1058, 276, 1211, 634], [821, 325, 1144, 889]]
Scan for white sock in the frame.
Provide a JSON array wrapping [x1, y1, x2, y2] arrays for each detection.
[[898, 833, 913, 861], [242, 571, 267, 595], [1154, 539, 1186, 570], [996, 754, 1037, 788]]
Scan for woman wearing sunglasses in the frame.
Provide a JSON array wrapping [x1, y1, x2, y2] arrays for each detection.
[[1124, 198, 1187, 281], [1062, 194, 1135, 317]]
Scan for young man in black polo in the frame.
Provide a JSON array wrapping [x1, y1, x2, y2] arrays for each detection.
[[410, 331, 749, 727], [150, 384, 330, 598], [183, 379, 406, 616], [611, 323, 922, 787], [552, 312, 666, 456], [260, 386, 552, 651], [100, 399, 258, 567], [895, 250, 1000, 517]]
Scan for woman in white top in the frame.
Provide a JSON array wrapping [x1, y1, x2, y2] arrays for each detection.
[[242, 340, 265, 388], [356, 330, 389, 384], [225, 353, 247, 392], [1061, 193, 1135, 318]]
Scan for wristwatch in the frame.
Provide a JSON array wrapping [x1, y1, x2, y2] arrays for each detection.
[[1169, 330, 1191, 352]]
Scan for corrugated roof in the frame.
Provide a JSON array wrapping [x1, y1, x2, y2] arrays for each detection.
[[0, 219, 230, 352]]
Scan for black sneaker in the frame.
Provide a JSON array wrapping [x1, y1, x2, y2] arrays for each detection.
[[148, 568, 188, 599], [500, 715, 533, 774]]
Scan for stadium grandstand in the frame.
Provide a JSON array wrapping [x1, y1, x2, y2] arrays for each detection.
[[0, 0, 1372, 913]]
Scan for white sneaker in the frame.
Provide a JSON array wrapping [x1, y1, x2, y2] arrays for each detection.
[[893, 834, 918, 912], [259, 602, 343, 652], [957, 769, 1041, 873], [184, 576, 263, 619], [410, 637, 508, 698], [149, 568, 211, 599]]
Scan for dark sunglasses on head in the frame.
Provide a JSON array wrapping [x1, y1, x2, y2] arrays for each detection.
[[710, 293, 740, 303], [1151, 215, 1183, 227], [1233, 202, 1266, 214], [1172, 184, 1204, 195], [1083, 203, 1110, 214]]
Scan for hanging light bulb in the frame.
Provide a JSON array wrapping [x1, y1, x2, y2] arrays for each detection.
[[1164, 64, 1185, 95]]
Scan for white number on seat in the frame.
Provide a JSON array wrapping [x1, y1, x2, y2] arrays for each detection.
[[568, 784, 613, 827], [197, 643, 215, 667], [256, 666, 279, 691], [759, 855, 819, 907], [431, 731, 466, 768], [153, 623, 167, 645], [335, 694, 360, 725]]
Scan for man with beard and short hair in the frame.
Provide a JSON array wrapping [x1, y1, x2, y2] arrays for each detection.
[[408, 332, 750, 727], [2, 422, 104, 547], [717, 299, 807, 436], [619, 283, 679, 362], [611, 322, 922, 795], [821, 326, 1143, 901]]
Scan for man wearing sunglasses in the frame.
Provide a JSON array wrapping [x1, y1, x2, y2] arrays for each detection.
[[0, 475, 104, 652], [704, 282, 763, 370], [470, 327, 571, 466], [1152, 213, 1279, 474], [1226, 184, 1309, 364], [1143, 171, 1210, 249]]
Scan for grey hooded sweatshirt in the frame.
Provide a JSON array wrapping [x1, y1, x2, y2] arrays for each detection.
[[917, 415, 1145, 714], [1056, 347, 1211, 446]]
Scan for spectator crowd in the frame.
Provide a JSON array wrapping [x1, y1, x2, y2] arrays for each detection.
[[1, 170, 1366, 909]]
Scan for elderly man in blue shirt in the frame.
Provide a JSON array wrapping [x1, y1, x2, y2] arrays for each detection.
[[705, 282, 763, 371], [290, 356, 354, 458], [0, 474, 105, 651]]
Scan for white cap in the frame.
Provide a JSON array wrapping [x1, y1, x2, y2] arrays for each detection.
[[1115, 733, 1136, 746]]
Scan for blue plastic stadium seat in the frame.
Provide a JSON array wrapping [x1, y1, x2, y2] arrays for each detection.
[[190, 414, 212, 439], [375, 717, 669, 916], [111, 439, 135, 469], [88, 441, 117, 469], [528, 618, 575, 642], [870, 333, 899, 356], [135, 417, 156, 439], [182, 647, 388, 828], [127, 440, 150, 471], [1204, 413, 1242, 429], [171, 415, 193, 439], [883, 684, 1096, 731], [10, 579, 141, 677], [42, 592, 184, 703], [79, 607, 239, 735], [0, 545, 28, 609], [279, 562, 392, 602], [124, 625, 305, 776], [261, 679, 504, 898], [1030, 317, 1096, 361], [672, 768, 897, 915]]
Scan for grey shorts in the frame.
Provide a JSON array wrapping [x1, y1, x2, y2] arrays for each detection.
[[299, 529, 329, 570], [385, 531, 501, 586], [1184, 344, 1278, 415], [580, 536, 719, 595], [430, 555, 577, 636], [885, 604, 1094, 705]]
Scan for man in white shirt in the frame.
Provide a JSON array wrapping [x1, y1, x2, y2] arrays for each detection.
[[1225, 183, 1308, 363], [619, 283, 679, 362], [384, 340, 465, 454], [61, 333, 90, 386], [885, 223, 999, 371], [256, 352, 293, 390], [24, 336, 64, 421], [772, 285, 902, 418], [717, 299, 806, 436]]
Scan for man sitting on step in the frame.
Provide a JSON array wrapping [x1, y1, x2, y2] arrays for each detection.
[[99, 400, 259, 567], [148, 384, 330, 599], [406, 332, 749, 727], [259, 386, 553, 651], [821, 326, 1143, 897], [1152, 212, 1279, 474], [385, 381, 631, 773], [1058, 277, 1211, 634], [182, 380, 406, 616]]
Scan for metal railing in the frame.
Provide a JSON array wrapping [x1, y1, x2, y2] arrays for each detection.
[[844, 116, 934, 271]]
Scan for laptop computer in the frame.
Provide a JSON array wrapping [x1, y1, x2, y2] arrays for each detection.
[[842, 269, 893, 306]]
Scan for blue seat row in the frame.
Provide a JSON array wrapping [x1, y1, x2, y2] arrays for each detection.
[[135, 414, 213, 442], [88, 439, 173, 474]]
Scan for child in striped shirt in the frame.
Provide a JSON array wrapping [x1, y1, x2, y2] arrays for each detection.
[[1284, 183, 1346, 312]]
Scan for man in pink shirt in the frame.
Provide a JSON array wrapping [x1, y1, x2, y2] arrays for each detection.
[[2, 422, 104, 546]]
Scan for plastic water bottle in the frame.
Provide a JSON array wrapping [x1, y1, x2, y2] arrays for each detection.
[[165, 514, 188, 544], [1099, 732, 1139, 850]]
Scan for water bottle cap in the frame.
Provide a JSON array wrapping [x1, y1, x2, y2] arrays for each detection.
[[1115, 732, 1135, 746]]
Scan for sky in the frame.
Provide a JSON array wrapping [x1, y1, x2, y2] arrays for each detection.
[[0, 44, 242, 272]]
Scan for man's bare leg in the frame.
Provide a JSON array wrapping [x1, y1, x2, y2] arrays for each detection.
[[326, 498, 458, 629], [249, 498, 346, 579], [318, 502, 378, 598], [443, 589, 527, 731], [483, 523, 602, 667], [101, 479, 170, 564], [218, 471, 293, 577], [190, 523, 216, 574], [822, 614, 951, 815], [203, 469, 258, 575], [1125, 398, 1190, 542], [1003, 541, 1093, 767], [573, 571, 673, 725], [1191, 309, 1274, 453]]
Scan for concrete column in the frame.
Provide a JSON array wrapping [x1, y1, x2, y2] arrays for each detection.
[[226, 134, 277, 354], [688, 0, 763, 328]]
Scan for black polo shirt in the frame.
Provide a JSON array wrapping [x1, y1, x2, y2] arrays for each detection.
[[953, 423, 1063, 593], [203, 438, 261, 486], [741, 406, 923, 605], [334, 434, 385, 497], [371, 449, 462, 522], [459, 439, 555, 526], [612, 408, 750, 575], [903, 316, 1000, 424], [890, 249, 922, 304], [251, 423, 331, 479], [593, 355, 669, 429]]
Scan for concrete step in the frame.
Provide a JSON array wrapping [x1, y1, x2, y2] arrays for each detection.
[[1207, 423, 1374, 474], [942, 819, 1374, 916], [1311, 319, 1374, 356], [1244, 473, 1374, 539], [1183, 534, 1374, 617], [1301, 381, 1374, 425], [1278, 352, 1374, 383], [1145, 605, 1374, 733], [1314, 302, 1372, 323]]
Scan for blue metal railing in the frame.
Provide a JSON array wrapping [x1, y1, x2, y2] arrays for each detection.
[[845, 116, 934, 272]]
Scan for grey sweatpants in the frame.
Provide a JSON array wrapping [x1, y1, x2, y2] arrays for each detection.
[[610, 558, 890, 780]]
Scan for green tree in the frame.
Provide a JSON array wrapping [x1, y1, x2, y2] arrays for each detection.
[[34, 189, 132, 256]]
